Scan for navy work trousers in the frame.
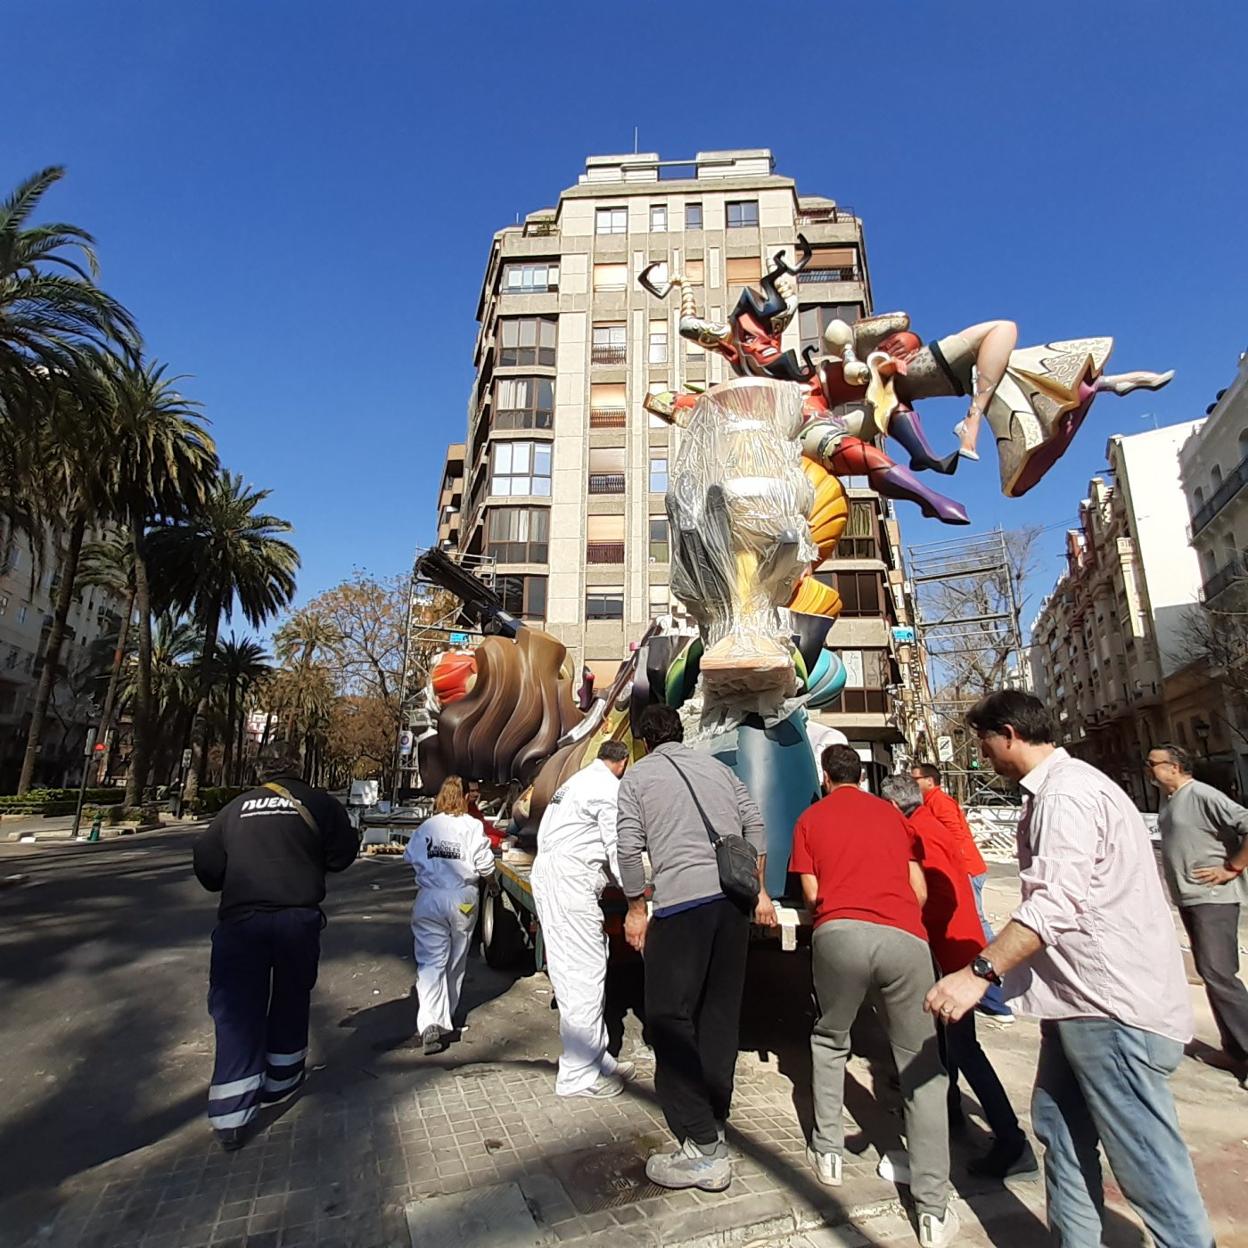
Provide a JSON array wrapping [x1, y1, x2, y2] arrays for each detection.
[[207, 907, 322, 1131]]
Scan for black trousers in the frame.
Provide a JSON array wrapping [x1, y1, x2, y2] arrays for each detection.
[[207, 908, 322, 1130], [939, 1010, 1023, 1145], [1180, 902, 1248, 1061], [644, 897, 749, 1147]]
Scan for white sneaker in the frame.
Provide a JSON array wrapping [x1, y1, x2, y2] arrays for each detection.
[[567, 1074, 624, 1099], [877, 1149, 911, 1184], [614, 1060, 637, 1081], [918, 1205, 960, 1247], [807, 1146, 842, 1187]]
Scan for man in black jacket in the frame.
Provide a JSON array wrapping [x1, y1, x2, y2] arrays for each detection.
[[193, 749, 359, 1150]]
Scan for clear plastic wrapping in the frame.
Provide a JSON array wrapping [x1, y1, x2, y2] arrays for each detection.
[[667, 377, 818, 719]]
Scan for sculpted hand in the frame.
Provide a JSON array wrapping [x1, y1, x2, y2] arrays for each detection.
[[924, 967, 988, 1024], [754, 893, 778, 928]]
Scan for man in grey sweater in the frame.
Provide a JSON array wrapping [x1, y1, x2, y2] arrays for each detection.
[[617, 704, 775, 1191], [1149, 742, 1248, 1075]]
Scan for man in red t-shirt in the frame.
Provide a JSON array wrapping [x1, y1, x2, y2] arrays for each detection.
[[790, 745, 957, 1246], [911, 763, 1012, 1020], [883, 775, 1034, 1181]]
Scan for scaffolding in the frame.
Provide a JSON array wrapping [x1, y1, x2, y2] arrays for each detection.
[[392, 548, 497, 800], [907, 528, 1026, 807]]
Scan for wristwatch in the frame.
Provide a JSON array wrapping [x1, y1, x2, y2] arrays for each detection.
[[971, 955, 1002, 986]]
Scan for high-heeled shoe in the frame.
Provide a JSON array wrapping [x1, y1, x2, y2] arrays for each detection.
[[953, 419, 980, 461]]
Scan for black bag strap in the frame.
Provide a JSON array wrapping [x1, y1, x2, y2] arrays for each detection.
[[659, 754, 721, 849]]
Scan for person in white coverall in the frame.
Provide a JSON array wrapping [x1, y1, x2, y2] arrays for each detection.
[[404, 775, 495, 1055], [531, 741, 636, 1098]]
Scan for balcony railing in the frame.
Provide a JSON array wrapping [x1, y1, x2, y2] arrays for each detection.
[[1202, 556, 1248, 603], [586, 541, 625, 564], [589, 408, 627, 429], [796, 206, 857, 225], [797, 267, 860, 286], [1192, 453, 1248, 534], [588, 473, 626, 494], [591, 344, 627, 365]]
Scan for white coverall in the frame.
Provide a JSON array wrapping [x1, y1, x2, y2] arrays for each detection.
[[404, 812, 495, 1034], [529, 759, 624, 1095]]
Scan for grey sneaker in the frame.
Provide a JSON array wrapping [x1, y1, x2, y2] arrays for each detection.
[[614, 1060, 637, 1082], [421, 1026, 444, 1055], [807, 1146, 842, 1187], [567, 1074, 624, 1099], [645, 1138, 731, 1191], [918, 1205, 960, 1247]]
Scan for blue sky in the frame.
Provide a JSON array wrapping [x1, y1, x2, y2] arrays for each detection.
[[8, 1, 1247, 632]]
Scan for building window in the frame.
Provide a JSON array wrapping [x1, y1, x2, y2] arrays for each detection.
[[491, 440, 552, 497], [495, 377, 554, 430], [497, 574, 547, 622], [591, 322, 627, 364], [829, 648, 890, 713], [725, 256, 761, 290], [588, 447, 626, 494], [649, 456, 669, 494], [1212, 464, 1223, 491], [685, 202, 703, 230], [800, 246, 860, 285], [0, 593, 7, 616], [798, 304, 864, 355], [592, 262, 628, 291], [649, 517, 669, 563], [586, 586, 625, 620], [502, 261, 559, 294], [835, 501, 880, 560], [683, 258, 704, 286], [726, 200, 759, 229], [650, 204, 667, 232], [17, 604, 28, 625], [648, 322, 668, 365], [595, 206, 627, 235], [819, 570, 881, 617], [589, 382, 627, 429], [486, 507, 550, 563], [649, 583, 671, 618], [498, 317, 557, 367], [587, 514, 625, 564]]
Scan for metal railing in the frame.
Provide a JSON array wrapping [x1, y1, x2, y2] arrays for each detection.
[[796, 267, 860, 286], [588, 473, 626, 494], [796, 206, 857, 224], [589, 408, 627, 429], [1191, 454, 1248, 534], [1202, 557, 1248, 603], [586, 541, 625, 564], [591, 344, 627, 365]]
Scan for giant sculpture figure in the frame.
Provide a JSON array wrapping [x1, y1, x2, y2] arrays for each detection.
[[413, 235, 1173, 900]]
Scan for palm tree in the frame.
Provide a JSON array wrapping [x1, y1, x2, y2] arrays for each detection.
[[215, 634, 271, 785], [78, 533, 136, 784], [147, 472, 298, 807], [107, 358, 217, 806]]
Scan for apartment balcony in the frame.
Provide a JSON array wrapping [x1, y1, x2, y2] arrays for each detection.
[[588, 473, 626, 495], [796, 205, 857, 225], [586, 541, 625, 565], [796, 267, 860, 286], [1202, 556, 1248, 604], [589, 408, 627, 430], [1192, 454, 1248, 535], [590, 345, 627, 365]]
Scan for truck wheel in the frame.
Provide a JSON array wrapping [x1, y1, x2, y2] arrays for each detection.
[[480, 886, 528, 969]]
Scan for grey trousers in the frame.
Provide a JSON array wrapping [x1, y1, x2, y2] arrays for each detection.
[[1180, 902, 1248, 1061], [810, 919, 950, 1218]]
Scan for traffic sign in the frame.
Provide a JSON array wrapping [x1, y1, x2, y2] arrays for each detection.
[[398, 730, 414, 756]]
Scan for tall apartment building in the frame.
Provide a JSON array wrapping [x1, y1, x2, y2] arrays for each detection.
[[0, 534, 123, 789], [1029, 423, 1202, 806], [1176, 349, 1248, 791], [438, 148, 914, 765]]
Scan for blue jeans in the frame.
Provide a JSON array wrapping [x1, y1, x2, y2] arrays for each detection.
[[1032, 1019, 1214, 1248], [971, 873, 1012, 1016]]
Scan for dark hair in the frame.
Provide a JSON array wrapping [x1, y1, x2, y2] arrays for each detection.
[[821, 743, 862, 786], [598, 740, 629, 764], [911, 762, 941, 784], [259, 743, 301, 781], [1154, 742, 1193, 774], [966, 690, 1054, 745], [639, 704, 684, 749]]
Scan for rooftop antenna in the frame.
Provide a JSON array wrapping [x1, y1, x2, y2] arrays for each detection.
[[1139, 412, 1159, 429], [633, 125, 639, 154]]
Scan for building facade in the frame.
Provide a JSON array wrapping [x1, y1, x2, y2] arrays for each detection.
[[1177, 349, 1248, 792], [437, 148, 918, 763], [0, 534, 123, 790], [1029, 422, 1203, 806]]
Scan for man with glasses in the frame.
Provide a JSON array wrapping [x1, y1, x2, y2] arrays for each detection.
[[1148, 743, 1248, 1078], [926, 691, 1213, 1248]]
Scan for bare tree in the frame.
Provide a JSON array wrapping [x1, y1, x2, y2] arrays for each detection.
[[1177, 594, 1248, 750]]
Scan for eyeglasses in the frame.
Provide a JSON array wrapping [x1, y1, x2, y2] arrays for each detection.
[[1144, 758, 1171, 769]]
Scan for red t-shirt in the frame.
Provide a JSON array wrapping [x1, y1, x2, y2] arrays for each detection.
[[907, 804, 985, 973], [789, 786, 927, 941]]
